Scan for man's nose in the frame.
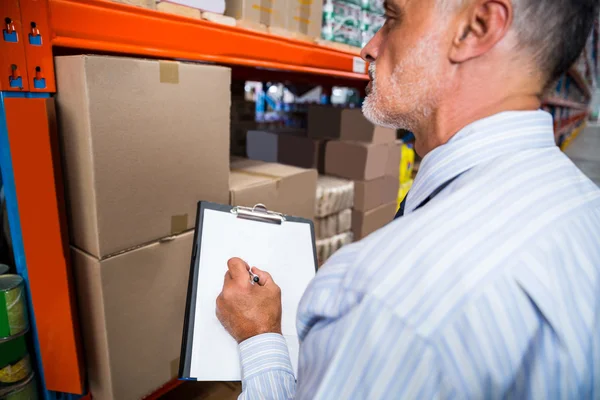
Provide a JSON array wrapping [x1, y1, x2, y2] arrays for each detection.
[[361, 32, 380, 62]]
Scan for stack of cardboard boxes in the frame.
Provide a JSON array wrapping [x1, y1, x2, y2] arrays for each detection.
[[109, 0, 325, 44], [226, 0, 323, 40], [309, 106, 400, 241], [55, 55, 232, 400]]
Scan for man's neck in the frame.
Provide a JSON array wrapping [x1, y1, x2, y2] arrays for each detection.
[[414, 91, 542, 157]]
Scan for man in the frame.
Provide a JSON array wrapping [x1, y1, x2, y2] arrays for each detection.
[[217, 0, 600, 398]]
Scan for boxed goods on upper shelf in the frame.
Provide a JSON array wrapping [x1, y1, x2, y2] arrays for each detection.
[[360, 11, 385, 46], [226, 0, 286, 30], [321, 0, 385, 47], [322, 0, 363, 47], [160, 0, 225, 14]]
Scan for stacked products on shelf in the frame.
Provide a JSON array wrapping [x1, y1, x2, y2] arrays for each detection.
[[225, 0, 323, 38], [314, 177, 354, 264], [397, 143, 415, 209], [54, 55, 232, 400], [308, 105, 400, 241], [322, 0, 385, 47], [109, 0, 236, 25], [230, 82, 258, 157], [0, 274, 38, 400]]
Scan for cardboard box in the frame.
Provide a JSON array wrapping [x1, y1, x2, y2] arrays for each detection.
[[278, 135, 326, 172], [225, 0, 286, 28], [230, 159, 317, 220], [352, 201, 397, 240], [285, 0, 323, 38], [159, 0, 225, 14], [386, 141, 402, 177], [354, 175, 399, 212], [109, 0, 156, 9], [308, 106, 396, 143], [72, 231, 194, 400], [202, 11, 237, 26], [157, 1, 202, 18], [325, 141, 389, 180], [55, 55, 231, 258], [246, 129, 307, 163]]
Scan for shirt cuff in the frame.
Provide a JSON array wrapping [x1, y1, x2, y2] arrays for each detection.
[[239, 333, 295, 380]]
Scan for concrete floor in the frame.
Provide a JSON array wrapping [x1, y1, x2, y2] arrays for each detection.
[[565, 124, 600, 187]]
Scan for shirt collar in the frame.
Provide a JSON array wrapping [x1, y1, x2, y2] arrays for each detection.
[[405, 110, 556, 214]]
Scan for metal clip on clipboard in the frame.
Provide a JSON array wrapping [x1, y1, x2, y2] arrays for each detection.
[[231, 204, 286, 225]]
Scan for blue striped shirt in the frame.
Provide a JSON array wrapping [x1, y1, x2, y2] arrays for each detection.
[[237, 111, 600, 399]]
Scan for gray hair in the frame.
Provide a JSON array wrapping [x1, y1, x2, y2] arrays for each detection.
[[440, 0, 599, 84]]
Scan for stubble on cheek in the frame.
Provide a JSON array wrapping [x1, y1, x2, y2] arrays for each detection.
[[362, 31, 443, 131]]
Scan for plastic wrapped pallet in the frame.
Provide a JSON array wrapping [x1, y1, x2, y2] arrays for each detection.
[[360, 11, 385, 46], [315, 208, 352, 239], [322, 0, 362, 47], [315, 176, 354, 218], [316, 231, 353, 265]]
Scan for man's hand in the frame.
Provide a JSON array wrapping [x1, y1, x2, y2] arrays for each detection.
[[216, 257, 282, 343]]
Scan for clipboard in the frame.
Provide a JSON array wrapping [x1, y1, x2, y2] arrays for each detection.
[[179, 201, 318, 381]]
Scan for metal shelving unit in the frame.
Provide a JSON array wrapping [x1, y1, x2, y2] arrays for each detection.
[[0, 0, 596, 398]]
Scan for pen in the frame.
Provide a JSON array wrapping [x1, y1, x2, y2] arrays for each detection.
[[249, 267, 259, 285]]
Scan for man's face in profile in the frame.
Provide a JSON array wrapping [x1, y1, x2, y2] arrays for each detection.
[[361, 0, 448, 131]]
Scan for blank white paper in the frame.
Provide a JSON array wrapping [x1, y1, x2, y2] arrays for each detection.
[[189, 209, 316, 381]]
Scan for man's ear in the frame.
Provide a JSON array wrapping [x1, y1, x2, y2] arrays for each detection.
[[449, 0, 513, 63]]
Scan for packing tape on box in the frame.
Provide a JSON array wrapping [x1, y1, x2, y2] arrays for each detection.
[[159, 61, 179, 84], [171, 214, 188, 234]]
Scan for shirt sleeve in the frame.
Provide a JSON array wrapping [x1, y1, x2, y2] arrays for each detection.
[[238, 333, 296, 400], [237, 296, 450, 400]]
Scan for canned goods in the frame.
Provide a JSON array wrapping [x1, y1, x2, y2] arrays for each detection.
[[0, 276, 29, 340], [0, 266, 8, 276], [0, 335, 31, 385], [0, 373, 37, 400]]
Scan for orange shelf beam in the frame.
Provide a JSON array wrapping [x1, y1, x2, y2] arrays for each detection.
[[4, 97, 85, 394], [47, 0, 368, 82]]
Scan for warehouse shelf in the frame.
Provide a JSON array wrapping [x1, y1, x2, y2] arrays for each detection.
[[48, 0, 369, 84], [561, 121, 587, 150], [559, 113, 587, 135], [543, 97, 588, 110], [567, 66, 592, 99]]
